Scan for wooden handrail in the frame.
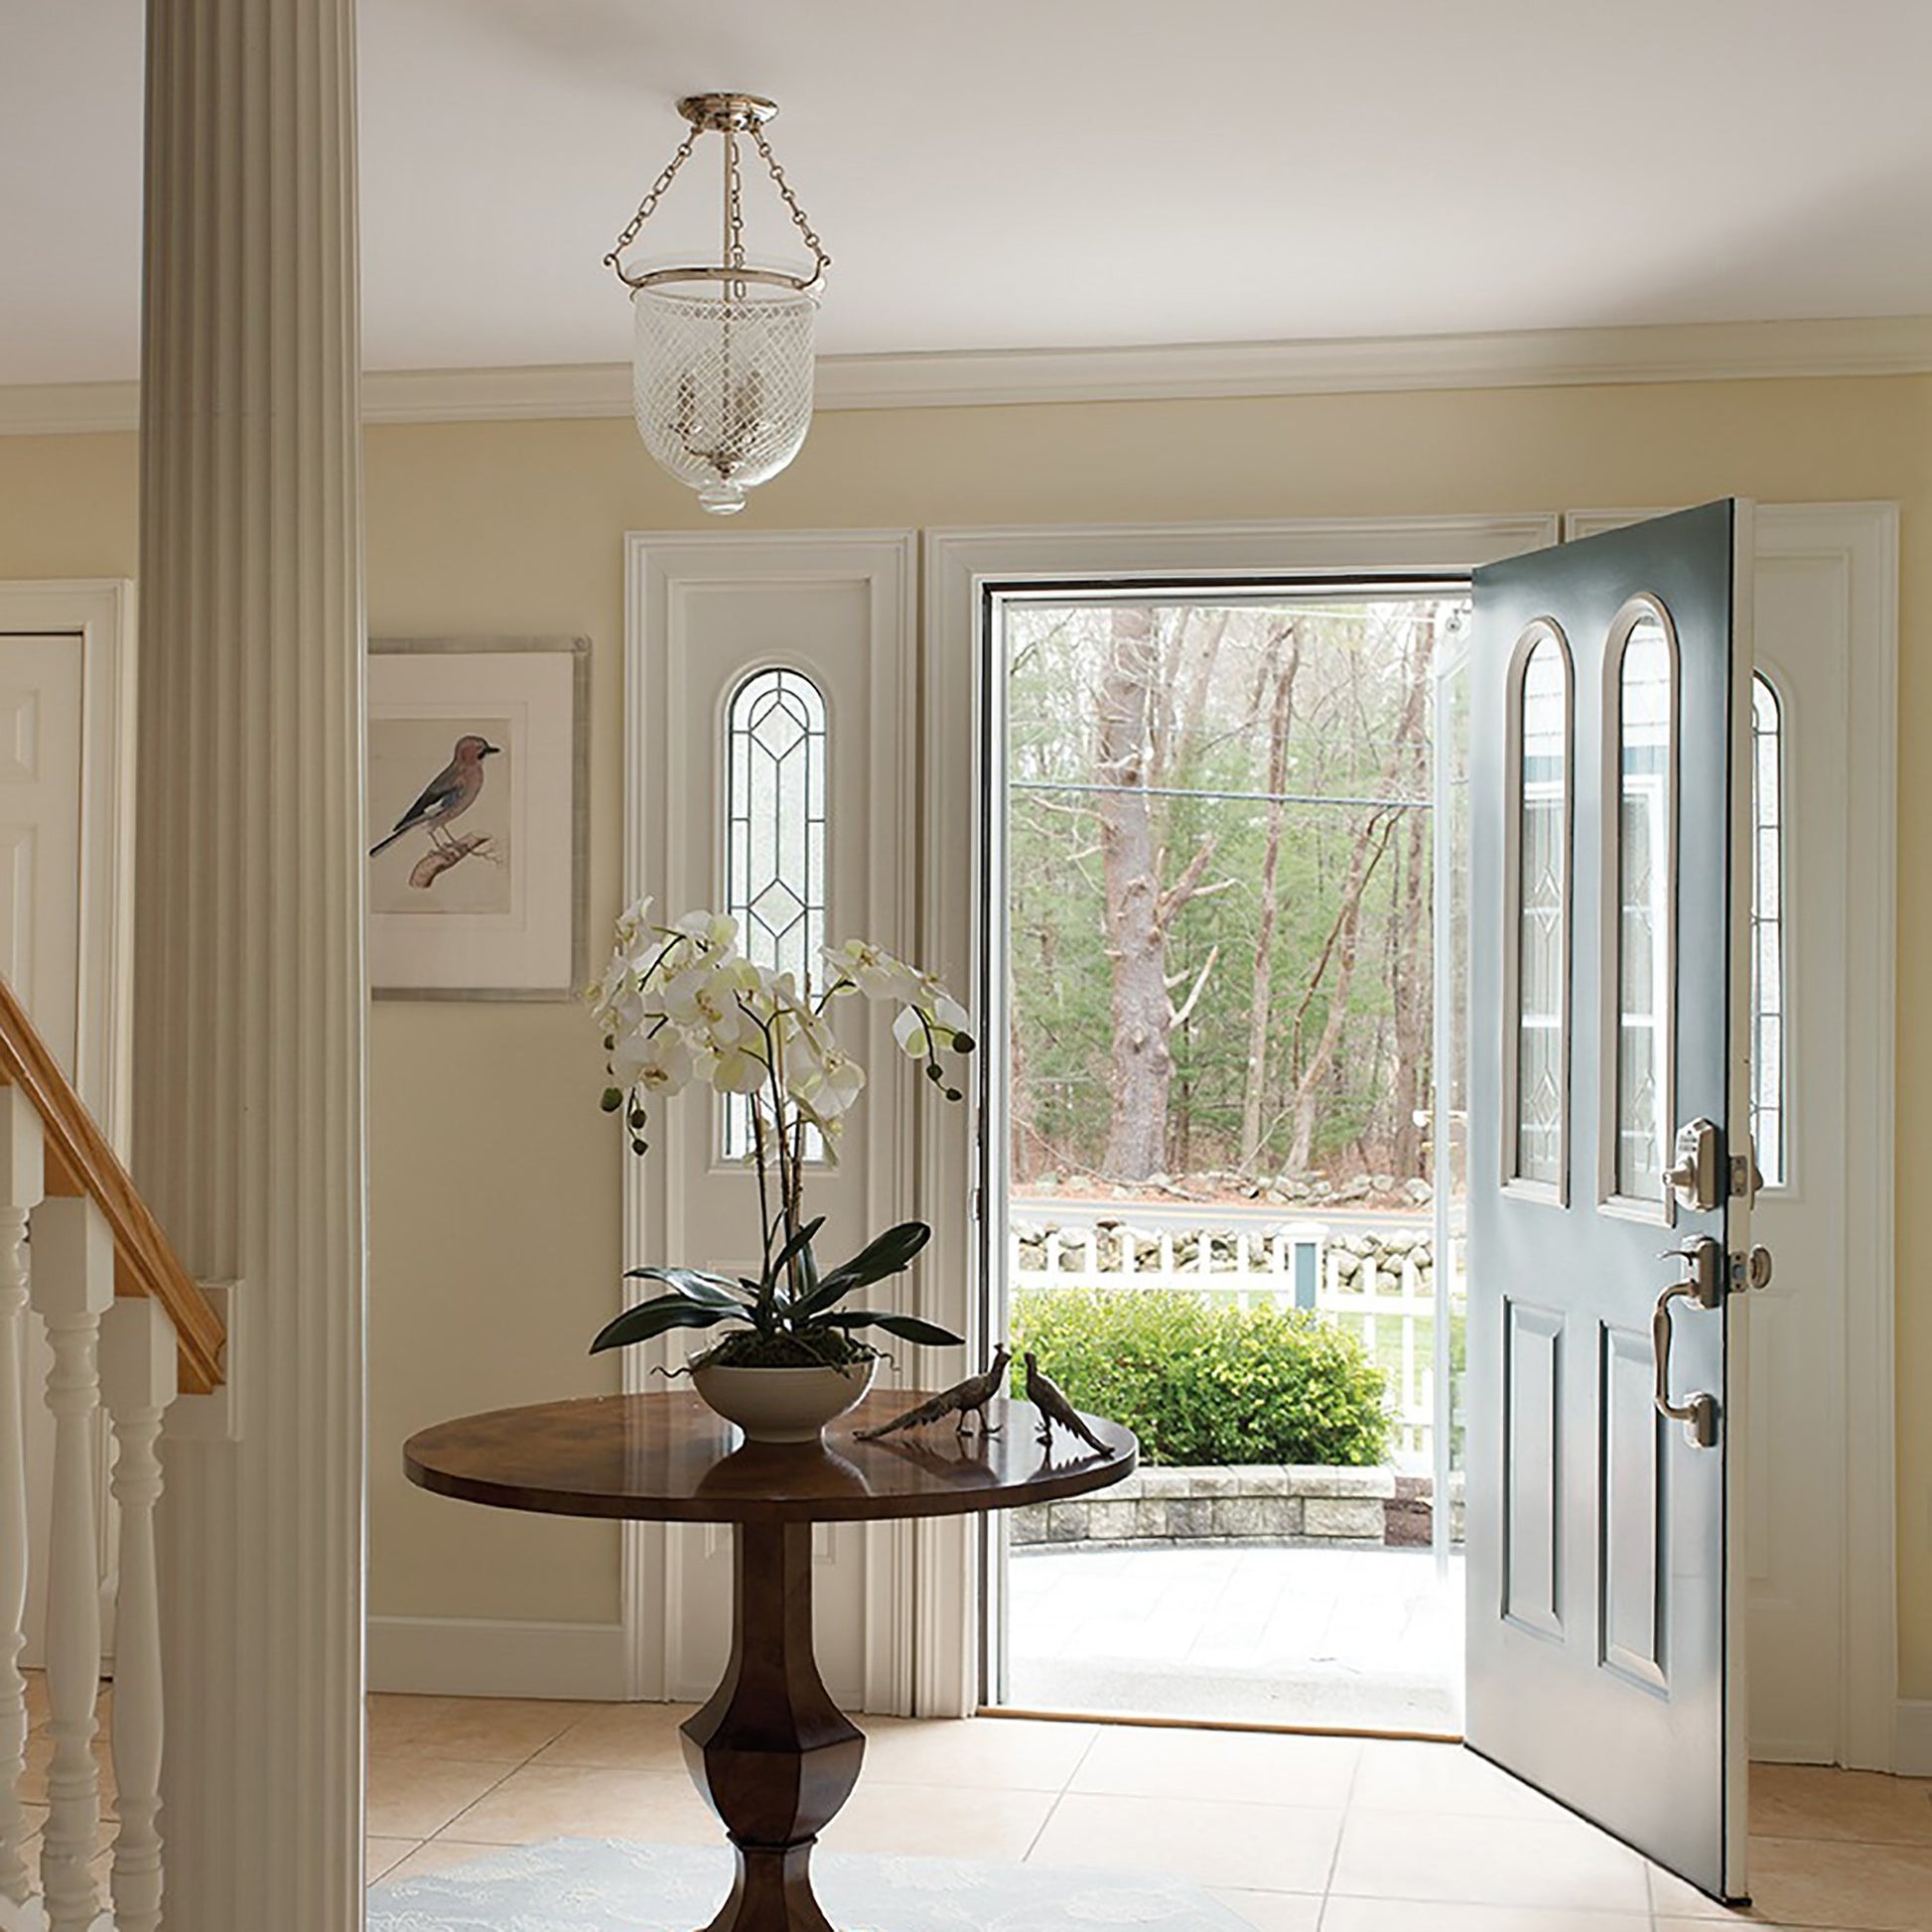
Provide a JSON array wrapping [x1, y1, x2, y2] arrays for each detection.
[[0, 975, 223, 1394]]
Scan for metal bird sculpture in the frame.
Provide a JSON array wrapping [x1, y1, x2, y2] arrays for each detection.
[[1024, 1350, 1108, 1453], [369, 733, 500, 858], [854, 1346, 1012, 1442]]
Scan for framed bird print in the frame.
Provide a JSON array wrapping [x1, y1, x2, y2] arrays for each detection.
[[367, 636, 589, 999]]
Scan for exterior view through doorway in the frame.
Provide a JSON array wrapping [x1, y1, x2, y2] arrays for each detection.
[[981, 581, 1472, 1734]]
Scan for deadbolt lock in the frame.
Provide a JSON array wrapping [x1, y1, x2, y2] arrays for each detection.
[[1666, 1119, 1724, 1213]]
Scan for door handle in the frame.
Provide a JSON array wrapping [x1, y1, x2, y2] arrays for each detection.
[[1652, 1235, 1722, 1449]]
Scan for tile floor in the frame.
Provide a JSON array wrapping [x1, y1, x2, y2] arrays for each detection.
[[367, 1692, 1932, 1930], [1008, 1544, 1463, 1732]]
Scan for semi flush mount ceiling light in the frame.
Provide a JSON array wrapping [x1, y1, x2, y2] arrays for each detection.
[[604, 93, 830, 515]]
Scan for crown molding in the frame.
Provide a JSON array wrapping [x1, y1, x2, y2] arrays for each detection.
[[6, 315, 1932, 435]]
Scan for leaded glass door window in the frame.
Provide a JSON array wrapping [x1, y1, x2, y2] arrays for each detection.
[[1504, 623, 1573, 1197], [1605, 602, 1678, 1212], [724, 665, 827, 1158]]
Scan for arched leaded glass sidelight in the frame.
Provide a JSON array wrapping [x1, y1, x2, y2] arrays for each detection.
[[725, 666, 827, 1157], [1510, 627, 1571, 1191], [1611, 610, 1677, 1204], [1751, 672, 1785, 1188]]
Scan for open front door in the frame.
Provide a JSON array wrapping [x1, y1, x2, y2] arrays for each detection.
[[1466, 501, 1757, 1900]]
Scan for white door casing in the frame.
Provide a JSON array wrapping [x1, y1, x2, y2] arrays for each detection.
[[1566, 506, 1899, 1770], [0, 579, 138, 1669], [621, 531, 921, 1713]]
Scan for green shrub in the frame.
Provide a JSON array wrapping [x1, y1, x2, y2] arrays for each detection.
[[1011, 1288, 1392, 1467]]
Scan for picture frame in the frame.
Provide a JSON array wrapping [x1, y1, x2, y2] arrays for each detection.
[[367, 635, 589, 1001]]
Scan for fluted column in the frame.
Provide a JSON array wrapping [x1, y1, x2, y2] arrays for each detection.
[[136, 3, 367, 1929]]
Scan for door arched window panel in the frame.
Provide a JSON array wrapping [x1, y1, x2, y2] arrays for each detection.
[[1750, 671, 1786, 1188], [723, 665, 827, 1160], [1602, 598, 1679, 1213], [1504, 622, 1573, 1197]]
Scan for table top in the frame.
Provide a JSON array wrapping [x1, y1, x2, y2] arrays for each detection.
[[404, 1389, 1138, 1525]]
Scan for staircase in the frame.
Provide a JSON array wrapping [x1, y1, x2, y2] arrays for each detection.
[[0, 977, 225, 1932]]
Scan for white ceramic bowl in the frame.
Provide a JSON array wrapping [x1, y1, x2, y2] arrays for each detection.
[[688, 1356, 877, 1445]]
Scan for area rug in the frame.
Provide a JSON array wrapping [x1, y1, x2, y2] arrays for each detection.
[[367, 1838, 1255, 1932]]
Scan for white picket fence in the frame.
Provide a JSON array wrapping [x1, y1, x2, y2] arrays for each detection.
[[1007, 1214, 1438, 1469]]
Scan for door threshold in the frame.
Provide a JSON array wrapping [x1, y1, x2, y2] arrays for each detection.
[[979, 1704, 1462, 1745]]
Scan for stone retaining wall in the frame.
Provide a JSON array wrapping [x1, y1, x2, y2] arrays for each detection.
[[1010, 1464, 1465, 1551]]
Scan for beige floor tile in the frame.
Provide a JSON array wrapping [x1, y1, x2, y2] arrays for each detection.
[[860, 1715, 1096, 1791], [1329, 1808, 1650, 1914], [1350, 1738, 1571, 1821], [366, 1694, 581, 1765], [451, 1762, 717, 1847], [1742, 1834, 1932, 1931], [1749, 1765, 1932, 1845], [1208, 1887, 1323, 1932], [1655, 1923, 1847, 1931], [1320, 1905, 1649, 1932], [1069, 1724, 1358, 1808], [365, 1837, 421, 1883], [533, 1700, 698, 1771], [1029, 1791, 1340, 1893], [364, 1756, 512, 1840], [823, 1780, 1058, 1862], [377, 1837, 508, 1884]]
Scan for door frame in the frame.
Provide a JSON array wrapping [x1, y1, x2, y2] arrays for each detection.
[[0, 578, 138, 1144], [0, 577, 140, 1666], [919, 509, 1899, 1763], [1567, 505, 1900, 1772], [919, 515, 1559, 1717]]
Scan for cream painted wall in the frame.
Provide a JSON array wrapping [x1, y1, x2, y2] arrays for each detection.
[[0, 373, 1926, 1690]]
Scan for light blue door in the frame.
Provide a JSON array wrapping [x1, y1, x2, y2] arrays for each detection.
[[1465, 502, 1756, 1900]]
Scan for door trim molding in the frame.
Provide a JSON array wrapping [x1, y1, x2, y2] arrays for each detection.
[[0, 579, 137, 1144], [619, 529, 921, 1714], [920, 514, 1561, 1717], [1568, 504, 1900, 1771]]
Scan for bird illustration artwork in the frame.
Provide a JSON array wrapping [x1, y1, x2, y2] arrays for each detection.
[[1024, 1350, 1108, 1454], [853, 1346, 1012, 1442], [368, 733, 501, 865]]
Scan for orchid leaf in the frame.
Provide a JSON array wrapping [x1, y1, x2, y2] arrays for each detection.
[[590, 1296, 736, 1353], [817, 1309, 965, 1347], [621, 1267, 748, 1309], [795, 1221, 931, 1315]]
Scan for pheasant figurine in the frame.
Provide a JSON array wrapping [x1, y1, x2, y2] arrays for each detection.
[[1025, 1350, 1108, 1453], [854, 1347, 1012, 1442]]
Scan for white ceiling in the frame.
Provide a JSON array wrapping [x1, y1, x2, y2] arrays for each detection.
[[5, 0, 1932, 386]]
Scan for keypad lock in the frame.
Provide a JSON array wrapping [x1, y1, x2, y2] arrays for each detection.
[[1665, 1119, 1724, 1213]]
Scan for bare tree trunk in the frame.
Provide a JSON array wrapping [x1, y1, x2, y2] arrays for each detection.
[[1387, 614, 1436, 1178], [1239, 623, 1303, 1173], [1095, 605, 1173, 1179]]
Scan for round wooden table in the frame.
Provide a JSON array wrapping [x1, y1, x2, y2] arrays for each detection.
[[404, 1388, 1137, 1932]]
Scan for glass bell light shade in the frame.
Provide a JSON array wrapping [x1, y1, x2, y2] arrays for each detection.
[[631, 278, 819, 514]]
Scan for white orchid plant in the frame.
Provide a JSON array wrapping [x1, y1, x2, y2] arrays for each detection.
[[587, 899, 975, 1371]]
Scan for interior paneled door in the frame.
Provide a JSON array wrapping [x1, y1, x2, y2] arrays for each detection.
[[1465, 501, 1756, 1900]]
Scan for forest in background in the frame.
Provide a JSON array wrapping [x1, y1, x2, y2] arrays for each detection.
[[1006, 595, 1465, 1195]]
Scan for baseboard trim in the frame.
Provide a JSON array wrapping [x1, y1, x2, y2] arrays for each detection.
[[367, 1615, 627, 1702], [1896, 1700, 1932, 1776]]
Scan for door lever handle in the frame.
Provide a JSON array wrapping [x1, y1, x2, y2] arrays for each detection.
[[1653, 1277, 1720, 1449]]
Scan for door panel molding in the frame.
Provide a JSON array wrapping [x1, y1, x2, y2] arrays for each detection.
[[1567, 506, 1899, 1771]]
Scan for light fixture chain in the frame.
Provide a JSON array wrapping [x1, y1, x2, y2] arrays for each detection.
[[604, 126, 701, 274], [750, 124, 832, 278]]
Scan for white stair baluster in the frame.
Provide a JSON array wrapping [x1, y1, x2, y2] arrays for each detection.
[[101, 1296, 176, 1932], [29, 1195, 114, 1932], [0, 1089, 43, 1906]]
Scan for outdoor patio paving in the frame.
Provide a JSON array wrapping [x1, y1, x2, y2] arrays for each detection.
[[1005, 1542, 1464, 1734]]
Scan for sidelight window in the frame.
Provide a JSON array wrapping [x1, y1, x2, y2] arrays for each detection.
[[1750, 672, 1785, 1188]]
